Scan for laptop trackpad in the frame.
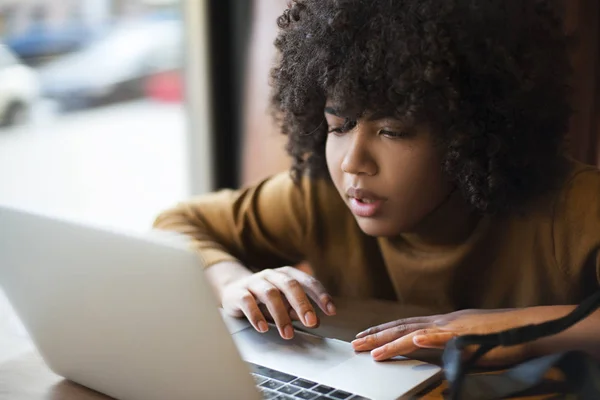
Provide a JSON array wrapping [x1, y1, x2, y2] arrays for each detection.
[[232, 327, 354, 378]]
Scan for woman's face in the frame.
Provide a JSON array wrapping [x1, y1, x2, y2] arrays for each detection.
[[325, 104, 454, 237]]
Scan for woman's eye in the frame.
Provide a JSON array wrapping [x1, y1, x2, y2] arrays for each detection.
[[380, 129, 408, 139], [327, 127, 345, 135], [327, 120, 356, 135]]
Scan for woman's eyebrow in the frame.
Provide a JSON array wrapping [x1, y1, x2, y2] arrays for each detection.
[[326, 107, 396, 122], [366, 110, 397, 121]]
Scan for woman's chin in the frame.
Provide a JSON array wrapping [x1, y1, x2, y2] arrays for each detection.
[[355, 217, 406, 238]]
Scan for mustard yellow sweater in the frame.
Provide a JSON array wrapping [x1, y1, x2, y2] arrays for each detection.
[[154, 160, 600, 313]]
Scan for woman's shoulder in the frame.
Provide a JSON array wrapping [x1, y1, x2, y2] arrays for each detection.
[[549, 159, 600, 277], [261, 170, 341, 197], [255, 171, 348, 221], [514, 158, 599, 218], [554, 159, 600, 213], [297, 173, 351, 221], [490, 159, 598, 245]]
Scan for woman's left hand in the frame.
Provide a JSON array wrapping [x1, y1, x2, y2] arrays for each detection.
[[351, 308, 553, 366]]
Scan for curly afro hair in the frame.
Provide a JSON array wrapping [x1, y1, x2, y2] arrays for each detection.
[[270, 0, 572, 214]]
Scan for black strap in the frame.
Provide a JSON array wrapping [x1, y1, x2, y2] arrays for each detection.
[[448, 351, 600, 400], [443, 290, 600, 400]]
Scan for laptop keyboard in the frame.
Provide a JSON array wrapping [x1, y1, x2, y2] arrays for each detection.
[[248, 363, 370, 400]]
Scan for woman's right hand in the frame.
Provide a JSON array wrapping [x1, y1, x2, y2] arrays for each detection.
[[220, 266, 336, 340]]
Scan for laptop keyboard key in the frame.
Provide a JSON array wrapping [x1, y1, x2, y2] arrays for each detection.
[[329, 390, 353, 399], [294, 390, 319, 399], [278, 385, 301, 395], [260, 388, 279, 399], [253, 373, 269, 385], [250, 363, 297, 383], [261, 380, 284, 390], [313, 385, 335, 395], [249, 363, 360, 400], [291, 378, 317, 389]]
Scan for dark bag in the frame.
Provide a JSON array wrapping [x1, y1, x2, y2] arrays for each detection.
[[442, 290, 600, 400]]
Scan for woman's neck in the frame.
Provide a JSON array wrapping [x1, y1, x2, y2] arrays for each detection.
[[397, 189, 481, 250]]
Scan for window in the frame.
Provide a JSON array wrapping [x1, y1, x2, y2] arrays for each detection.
[[0, 0, 215, 352], [0, 0, 193, 232], [0, 45, 18, 67]]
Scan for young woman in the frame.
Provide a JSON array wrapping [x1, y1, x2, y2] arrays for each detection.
[[154, 0, 600, 365]]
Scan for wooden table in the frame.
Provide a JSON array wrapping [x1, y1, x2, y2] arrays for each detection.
[[0, 297, 557, 399]]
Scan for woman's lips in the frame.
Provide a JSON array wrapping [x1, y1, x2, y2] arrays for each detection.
[[345, 187, 386, 217], [348, 197, 384, 217]]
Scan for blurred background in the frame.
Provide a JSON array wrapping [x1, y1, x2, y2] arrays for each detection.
[[0, 0, 188, 233], [0, 0, 292, 234]]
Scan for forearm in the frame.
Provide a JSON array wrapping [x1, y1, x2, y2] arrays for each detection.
[[524, 306, 600, 361], [204, 261, 254, 305]]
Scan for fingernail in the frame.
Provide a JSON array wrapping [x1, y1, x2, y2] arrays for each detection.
[[304, 311, 317, 327], [371, 347, 386, 360], [257, 321, 268, 333], [283, 324, 294, 340], [351, 338, 365, 350], [326, 302, 336, 315], [356, 330, 367, 338]]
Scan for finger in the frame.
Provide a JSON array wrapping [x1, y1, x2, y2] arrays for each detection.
[[351, 323, 429, 352], [280, 297, 300, 321], [248, 281, 295, 340], [355, 316, 435, 339], [258, 304, 273, 321], [281, 267, 336, 316], [236, 291, 269, 333], [289, 308, 300, 320], [412, 331, 456, 349], [262, 301, 301, 323], [221, 304, 244, 318], [370, 329, 440, 361], [265, 269, 319, 328]]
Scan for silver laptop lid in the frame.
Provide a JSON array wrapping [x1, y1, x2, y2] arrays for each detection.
[[0, 205, 260, 400]]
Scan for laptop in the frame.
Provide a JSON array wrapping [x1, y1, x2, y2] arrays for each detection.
[[0, 205, 442, 400]]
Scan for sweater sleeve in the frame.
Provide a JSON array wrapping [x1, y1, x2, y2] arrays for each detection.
[[553, 165, 600, 298], [153, 172, 313, 270]]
